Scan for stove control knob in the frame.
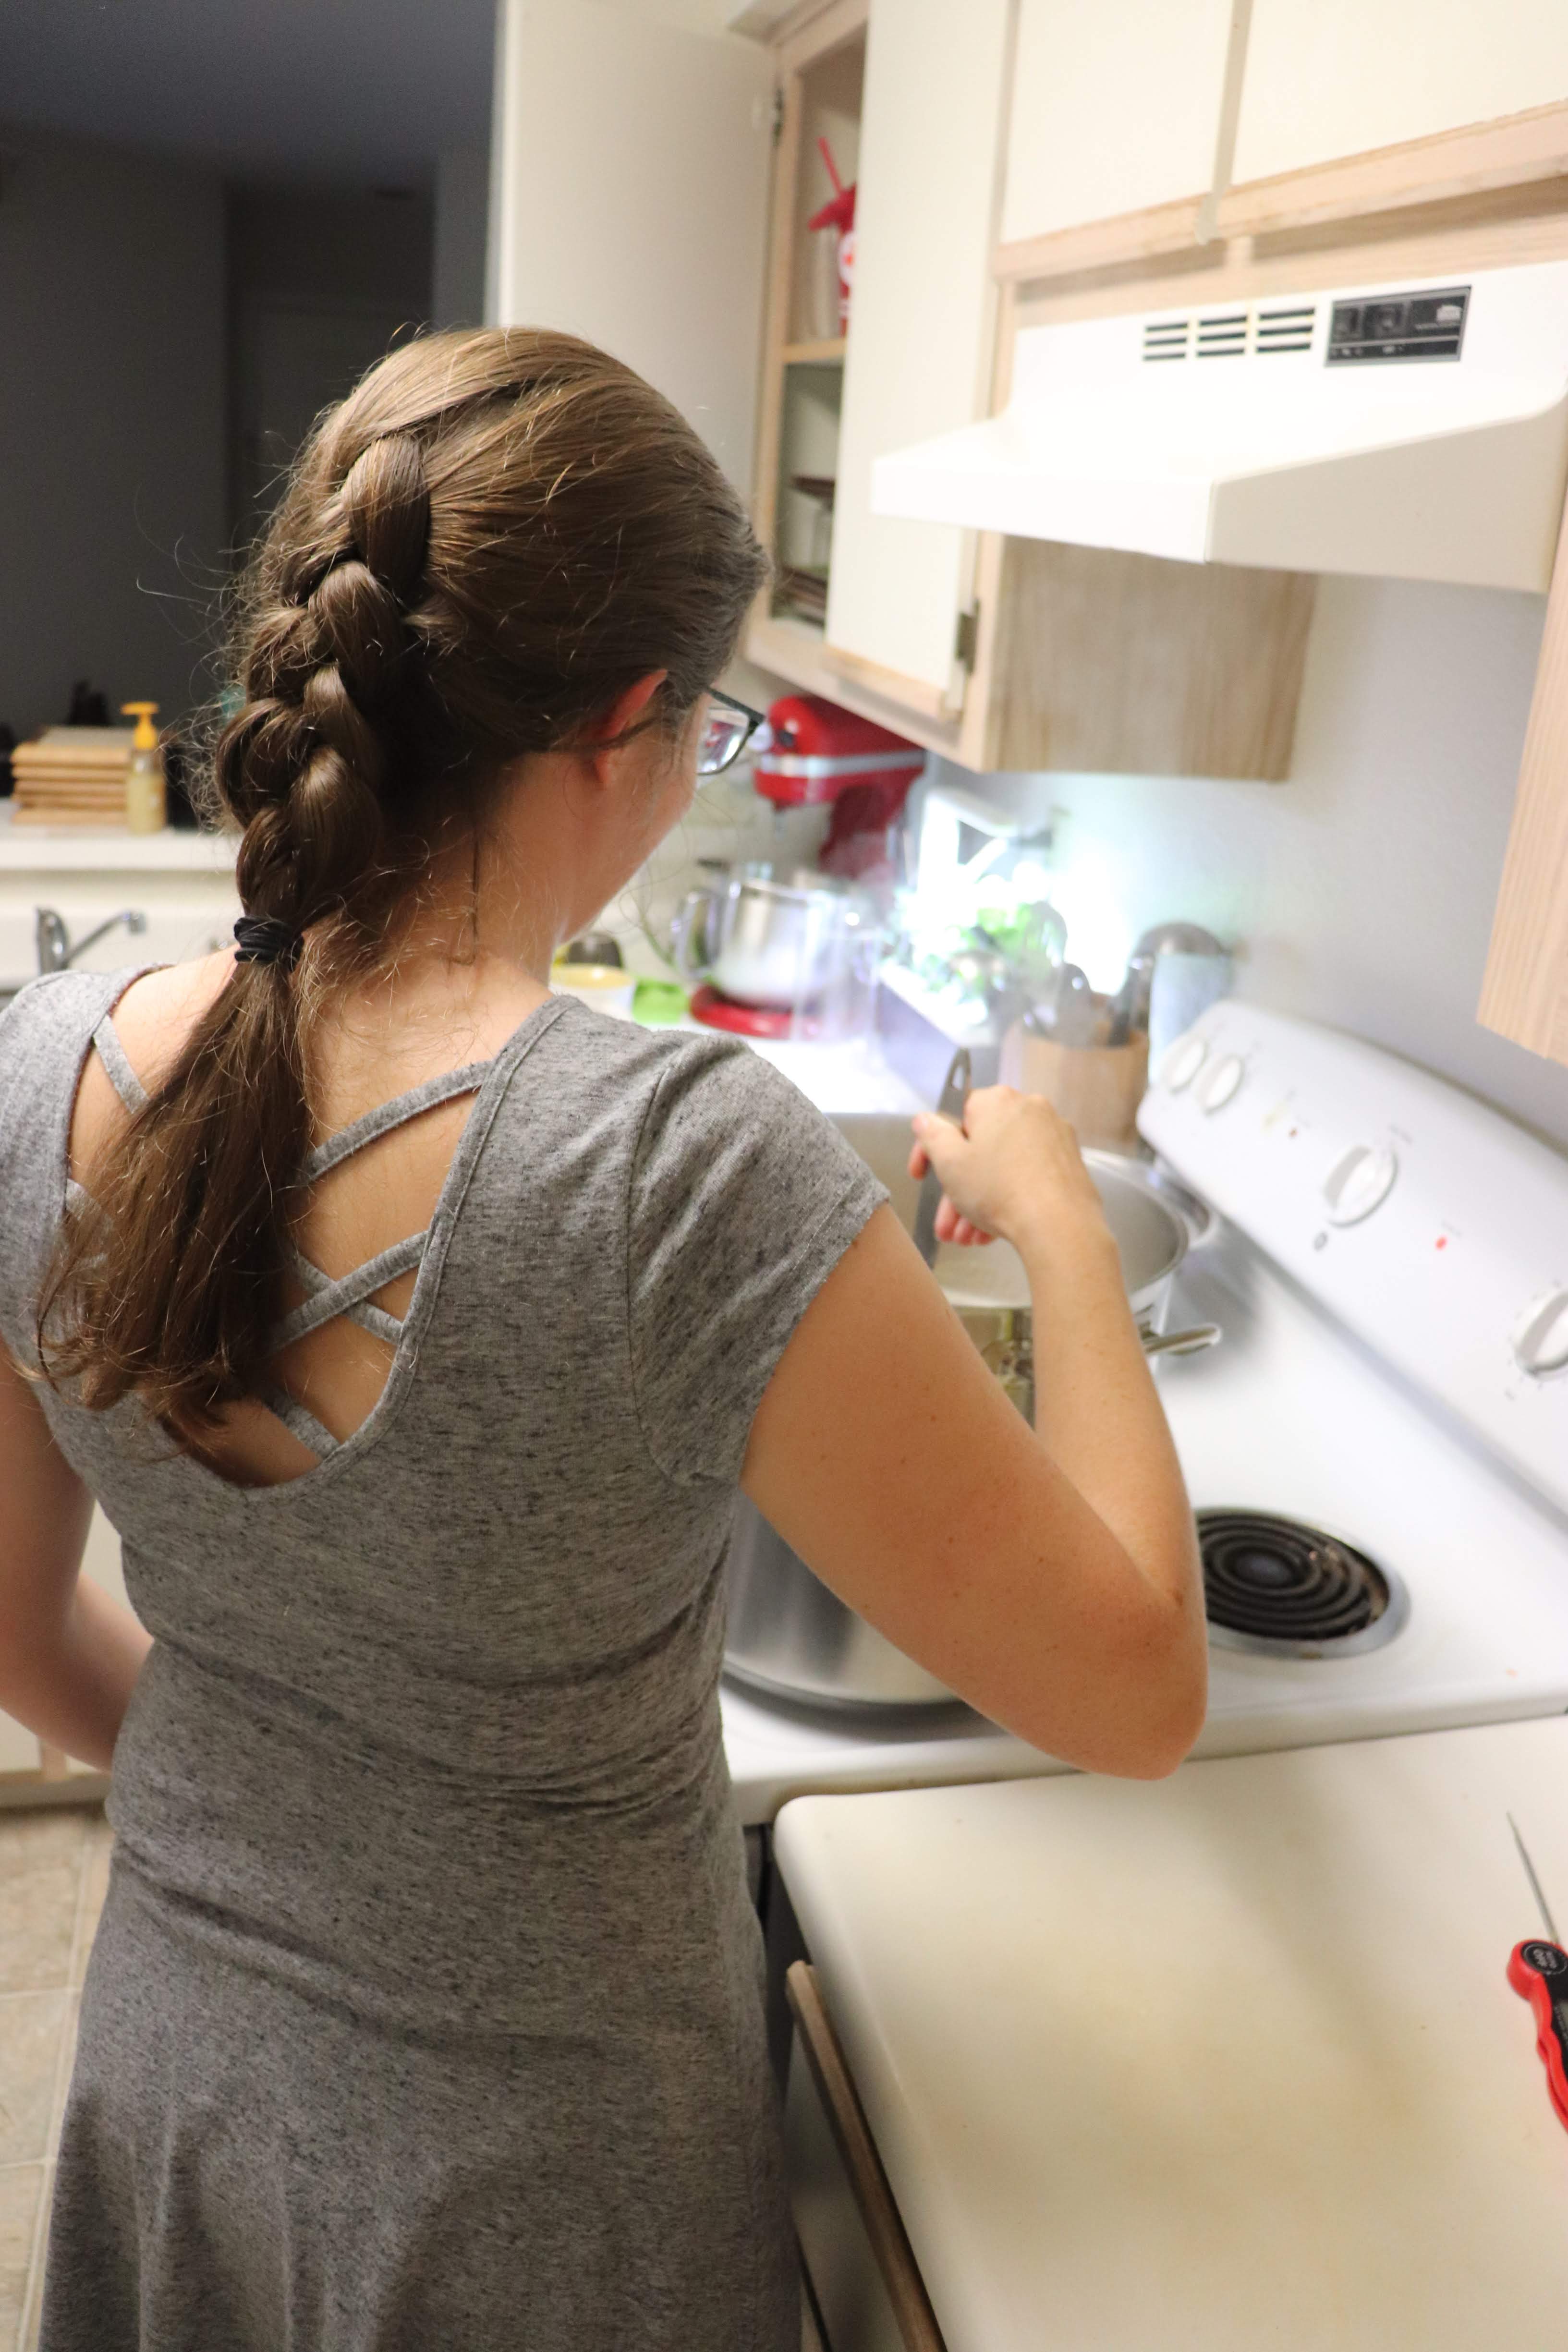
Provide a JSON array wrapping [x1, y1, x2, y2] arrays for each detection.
[[1322, 1143, 1398, 1226], [1513, 1288, 1568, 1379], [1160, 1035, 1208, 1092], [1197, 1054, 1244, 1114]]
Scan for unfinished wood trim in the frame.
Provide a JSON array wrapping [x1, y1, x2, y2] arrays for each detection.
[[745, 612, 964, 752], [821, 641, 951, 722], [988, 539, 1315, 779], [785, 1963, 947, 2352], [1010, 178, 1568, 333], [995, 194, 1207, 283], [774, 0, 868, 78], [750, 66, 805, 558], [1218, 97, 1568, 241], [996, 104, 1568, 294], [1478, 485, 1568, 1065]]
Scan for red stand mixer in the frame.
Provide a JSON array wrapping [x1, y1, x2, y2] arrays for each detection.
[[681, 694, 926, 1039]]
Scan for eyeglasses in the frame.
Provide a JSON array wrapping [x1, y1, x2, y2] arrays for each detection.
[[696, 689, 766, 777]]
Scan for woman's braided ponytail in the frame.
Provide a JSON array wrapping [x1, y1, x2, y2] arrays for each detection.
[[40, 328, 767, 1443]]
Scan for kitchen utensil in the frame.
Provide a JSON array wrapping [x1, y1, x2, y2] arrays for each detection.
[[1150, 948, 1235, 1067], [668, 867, 872, 1010], [1027, 961, 1097, 1047], [1114, 922, 1225, 1043], [1506, 1812, 1568, 2131], [912, 1047, 971, 1267], [724, 1130, 1219, 1710]]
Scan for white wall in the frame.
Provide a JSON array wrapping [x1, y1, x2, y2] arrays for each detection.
[[936, 573, 1568, 1151], [0, 123, 227, 738], [489, 0, 773, 489]]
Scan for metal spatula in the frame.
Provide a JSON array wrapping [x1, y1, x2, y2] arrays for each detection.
[[913, 1047, 972, 1268]]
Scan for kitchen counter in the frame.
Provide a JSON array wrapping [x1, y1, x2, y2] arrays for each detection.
[[775, 1716, 1568, 2351], [0, 804, 236, 873]]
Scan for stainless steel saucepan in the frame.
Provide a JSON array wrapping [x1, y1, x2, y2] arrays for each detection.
[[723, 1110, 1220, 1712], [669, 865, 870, 1009]]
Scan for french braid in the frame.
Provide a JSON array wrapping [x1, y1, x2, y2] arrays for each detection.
[[41, 327, 768, 1442]]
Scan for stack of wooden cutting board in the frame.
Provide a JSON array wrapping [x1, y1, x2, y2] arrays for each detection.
[[9, 728, 135, 826]]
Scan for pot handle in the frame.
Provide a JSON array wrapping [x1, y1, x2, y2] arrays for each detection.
[[1141, 1322, 1222, 1359], [668, 886, 717, 982]]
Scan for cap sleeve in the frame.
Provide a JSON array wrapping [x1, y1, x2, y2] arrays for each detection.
[[627, 1039, 887, 1487]]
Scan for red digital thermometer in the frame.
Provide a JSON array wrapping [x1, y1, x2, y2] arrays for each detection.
[[1507, 1814, 1568, 2134]]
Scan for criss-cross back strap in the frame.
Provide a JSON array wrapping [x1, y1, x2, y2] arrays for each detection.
[[271, 1232, 427, 1354], [92, 1016, 149, 1115], [259, 1384, 342, 1460], [284, 1240, 404, 1347], [303, 1063, 493, 1183]]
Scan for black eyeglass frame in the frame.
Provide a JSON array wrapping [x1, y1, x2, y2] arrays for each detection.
[[697, 689, 766, 776]]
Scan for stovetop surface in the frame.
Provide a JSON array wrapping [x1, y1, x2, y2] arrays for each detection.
[[723, 1220, 1568, 1824]]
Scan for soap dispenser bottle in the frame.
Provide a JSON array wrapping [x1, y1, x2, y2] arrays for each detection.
[[122, 702, 164, 834]]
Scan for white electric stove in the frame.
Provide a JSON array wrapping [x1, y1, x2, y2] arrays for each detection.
[[723, 1001, 1568, 1823]]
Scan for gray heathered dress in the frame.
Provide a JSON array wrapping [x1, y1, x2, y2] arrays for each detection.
[[0, 968, 885, 2352]]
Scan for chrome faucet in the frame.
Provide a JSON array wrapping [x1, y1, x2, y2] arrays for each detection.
[[35, 906, 149, 974]]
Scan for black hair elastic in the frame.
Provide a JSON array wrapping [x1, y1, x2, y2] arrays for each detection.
[[233, 915, 305, 971]]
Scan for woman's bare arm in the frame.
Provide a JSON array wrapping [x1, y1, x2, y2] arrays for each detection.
[[0, 1346, 151, 1770], [741, 1091, 1205, 1777]]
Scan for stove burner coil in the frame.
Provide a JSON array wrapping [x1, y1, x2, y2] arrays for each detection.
[[1197, 1510, 1407, 1657]]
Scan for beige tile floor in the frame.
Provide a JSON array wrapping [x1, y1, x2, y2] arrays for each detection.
[[0, 1806, 111, 2352]]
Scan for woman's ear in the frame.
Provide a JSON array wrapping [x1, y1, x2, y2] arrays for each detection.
[[592, 669, 670, 756]]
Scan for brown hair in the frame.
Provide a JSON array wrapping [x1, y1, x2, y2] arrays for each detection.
[[40, 327, 767, 1442]]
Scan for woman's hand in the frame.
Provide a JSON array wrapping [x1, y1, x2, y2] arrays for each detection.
[[907, 1085, 1111, 1261]]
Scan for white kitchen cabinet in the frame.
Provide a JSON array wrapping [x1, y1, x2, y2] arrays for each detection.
[[489, 0, 775, 496], [999, 0, 1236, 248], [1231, 0, 1568, 187], [819, 0, 1014, 711]]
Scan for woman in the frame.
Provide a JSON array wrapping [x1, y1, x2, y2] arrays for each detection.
[[0, 329, 1203, 2351]]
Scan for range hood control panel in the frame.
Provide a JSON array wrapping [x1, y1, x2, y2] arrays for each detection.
[[1327, 286, 1469, 365]]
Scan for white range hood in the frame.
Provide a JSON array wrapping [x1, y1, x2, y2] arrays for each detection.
[[871, 261, 1568, 590]]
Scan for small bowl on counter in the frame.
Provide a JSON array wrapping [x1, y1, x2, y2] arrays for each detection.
[[549, 961, 638, 1019]]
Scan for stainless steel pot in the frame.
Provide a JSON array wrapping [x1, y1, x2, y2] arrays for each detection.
[[669, 867, 870, 1008], [723, 1123, 1220, 1712]]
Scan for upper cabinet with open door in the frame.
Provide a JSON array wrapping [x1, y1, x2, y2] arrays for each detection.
[[744, 0, 1015, 741], [1230, 0, 1568, 192], [488, 0, 775, 496]]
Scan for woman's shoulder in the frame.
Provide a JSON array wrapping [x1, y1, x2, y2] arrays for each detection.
[[537, 998, 848, 1154]]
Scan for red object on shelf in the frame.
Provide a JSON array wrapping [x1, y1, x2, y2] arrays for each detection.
[[807, 137, 857, 332], [754, 693, 924, 885], [689, 985, 820, 1040]]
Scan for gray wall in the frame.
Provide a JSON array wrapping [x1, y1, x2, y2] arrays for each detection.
[[0, 123, 227, 737], [937, 572, 1568, 1150], [433, 148, 489, 329], [226, 185, 434, 545]]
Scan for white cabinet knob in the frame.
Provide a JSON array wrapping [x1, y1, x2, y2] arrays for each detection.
[[1513, 1289, 1568, 1379], [1197, 1053, 1244, 1113], [1322, 1143, 1398, 1226], [1160, 1034, 1207, 1092]]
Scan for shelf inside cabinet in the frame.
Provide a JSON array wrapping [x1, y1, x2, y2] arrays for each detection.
[[782, 339, 847, 365]]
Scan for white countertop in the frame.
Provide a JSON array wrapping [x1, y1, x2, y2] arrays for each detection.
[[776, 1715, 1568, 2352], [0, 804, 238, 873]]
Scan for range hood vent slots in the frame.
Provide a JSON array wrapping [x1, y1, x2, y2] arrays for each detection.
[[873, 261, 1568, 591]]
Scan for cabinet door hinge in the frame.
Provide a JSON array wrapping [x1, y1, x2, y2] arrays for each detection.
[[771, 85, 785, 143], [954, 606, 980, 672]]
